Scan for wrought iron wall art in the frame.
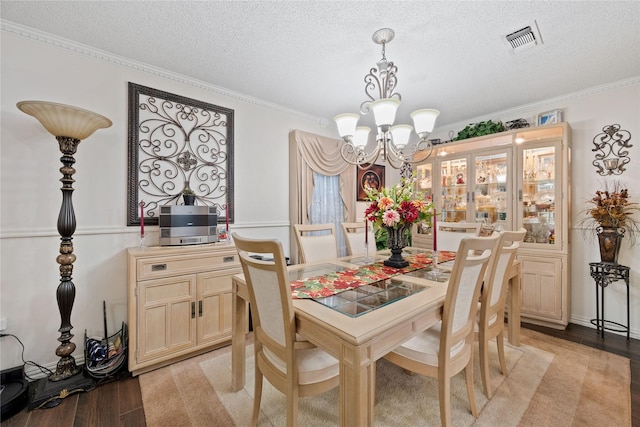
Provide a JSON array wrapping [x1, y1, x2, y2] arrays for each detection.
[[127, 83, 234, 226], [591, 124, 632, 176], [505, 118, 530, 130]]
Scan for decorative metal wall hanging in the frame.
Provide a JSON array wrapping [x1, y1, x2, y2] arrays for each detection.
[[505, 118, 530, 130], [127, 83, 234, 226], [591, 124, 632, 176]]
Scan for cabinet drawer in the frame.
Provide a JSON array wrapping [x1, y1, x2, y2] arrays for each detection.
[[137, 251, 239, 281]]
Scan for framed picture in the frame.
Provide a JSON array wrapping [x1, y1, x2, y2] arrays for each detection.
[[536, 109, 562, 126], [357, 164, 385, 201], [127, 82, 234, 226]]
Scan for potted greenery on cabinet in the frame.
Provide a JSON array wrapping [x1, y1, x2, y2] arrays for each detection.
[[453, 120, 505, 141]]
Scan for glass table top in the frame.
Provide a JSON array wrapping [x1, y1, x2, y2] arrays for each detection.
[[405, 268, 450, 283], [338, 254, 387, 266], [311, 278, 430, 318], [377, 247, 433, 257], [288, 262, 353, 281]]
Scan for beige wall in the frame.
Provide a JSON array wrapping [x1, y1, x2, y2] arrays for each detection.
[[0, 26, 334, 372]]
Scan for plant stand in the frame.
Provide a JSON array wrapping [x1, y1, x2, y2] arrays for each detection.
[[589, 262, 630, 340]]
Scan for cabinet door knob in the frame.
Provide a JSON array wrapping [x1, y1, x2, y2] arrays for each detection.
[[191, 301, 195, 319], [223, 256, 235, 263], [199, 300, 203, 317]]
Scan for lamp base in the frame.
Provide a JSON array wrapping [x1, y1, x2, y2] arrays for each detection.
[[29, 371, 94, 410]]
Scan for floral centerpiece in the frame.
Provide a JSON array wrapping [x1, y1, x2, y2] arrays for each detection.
[[364, 175, 434, 267], [579, 182, 640, 262]]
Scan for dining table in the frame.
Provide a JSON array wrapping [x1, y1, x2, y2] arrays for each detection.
[[230, 248, 522, 426]]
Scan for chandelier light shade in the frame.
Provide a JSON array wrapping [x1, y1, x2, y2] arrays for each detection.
[[353, 126, 371, 148], [334, 28, 440, 175], [334, 113, 360, 139], [370, 98, 400, 129], [411, 109, 440, 138], [17, 100, 111, 408]]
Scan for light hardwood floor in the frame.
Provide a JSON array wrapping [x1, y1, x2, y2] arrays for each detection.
[[3, 323, 639, 427]]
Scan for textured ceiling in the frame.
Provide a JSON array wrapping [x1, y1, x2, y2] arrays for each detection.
[[2, 1, 639, 129]]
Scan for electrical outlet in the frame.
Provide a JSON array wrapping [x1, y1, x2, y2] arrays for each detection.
[[0, 317, 7, 331]]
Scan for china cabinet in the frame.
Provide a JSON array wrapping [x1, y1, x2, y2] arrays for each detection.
[[127, 243, 240, 375], [413, 122, 571, 328]]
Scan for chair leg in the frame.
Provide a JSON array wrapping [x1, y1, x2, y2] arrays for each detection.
[[286, 388, 298, 427], [438, 375, 452, 427], [479, 333, 492, 399], [252, 364, 263, 427], [497, 331, 508, 376], [465, 359, 478, 418]]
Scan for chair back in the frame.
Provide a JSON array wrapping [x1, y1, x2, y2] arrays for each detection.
[[293, 223, 338, 263], [480, 229, 526, 327], [341, 222, 376, 256], [441, 234, 500, 361], [436, 222, 481, 252], [233, 234, 295, 365]]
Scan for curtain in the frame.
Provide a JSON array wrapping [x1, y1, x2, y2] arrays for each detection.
[[289, 130, 355, 263], [309, 172, 348, 256]]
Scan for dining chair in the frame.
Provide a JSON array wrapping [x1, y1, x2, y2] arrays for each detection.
[[293, 223, 338, 263], [384, 234, 501, 427], [477, 228, 526, 399], [232, 233, 340, 427], [341, 222, 377, 256], [436, 221, 482, 252]]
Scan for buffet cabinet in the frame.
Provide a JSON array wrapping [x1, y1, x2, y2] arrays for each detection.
[[413, 122, 571, 328], [127, 243, 240, 375]]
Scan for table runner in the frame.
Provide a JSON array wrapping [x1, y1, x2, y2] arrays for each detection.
[[291, 251, 456, 299]]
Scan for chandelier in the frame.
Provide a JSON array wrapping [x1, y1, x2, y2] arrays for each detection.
[[334, 28, 440, 176]]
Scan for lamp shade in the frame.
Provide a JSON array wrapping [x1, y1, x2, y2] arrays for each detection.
[[353, 126, 371, 148], [411, 109, 440, 136], [17, 101, 112, 140], [333, 113, 360, 138], [390, 124, 413, 150], [370, 98, 400, 128]]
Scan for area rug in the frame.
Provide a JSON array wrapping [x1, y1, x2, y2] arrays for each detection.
[[139, 328, 630, 426]]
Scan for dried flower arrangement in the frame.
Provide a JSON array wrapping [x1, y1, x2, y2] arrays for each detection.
[[579, 182, 640, 246]]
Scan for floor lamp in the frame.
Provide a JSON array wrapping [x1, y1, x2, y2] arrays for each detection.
[[17, 101, 112, 408]]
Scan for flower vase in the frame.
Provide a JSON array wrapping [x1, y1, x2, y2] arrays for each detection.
[[597, 226, 624, 263], [384, 225, 410, 268]]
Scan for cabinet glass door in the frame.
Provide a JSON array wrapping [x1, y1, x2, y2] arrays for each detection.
[[440, 157, 469, 222], [520, 144, 558, 246], [474, 151, 509, 226], [415, 162, 434, 201], [414, 162, 435, 240]]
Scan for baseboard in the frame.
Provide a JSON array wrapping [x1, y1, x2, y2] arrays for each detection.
[[570, 314, 639, 340]]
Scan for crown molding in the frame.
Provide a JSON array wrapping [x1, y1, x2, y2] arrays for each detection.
[[1, 19, 323, 124], [435, 76, 640, 133]]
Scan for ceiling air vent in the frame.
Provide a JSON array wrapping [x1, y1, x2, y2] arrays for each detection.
[[503, 21, 542, 53]]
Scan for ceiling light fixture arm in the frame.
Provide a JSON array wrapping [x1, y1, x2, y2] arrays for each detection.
[[382, 132, 434, 166], [340, 136, 384, 169]]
